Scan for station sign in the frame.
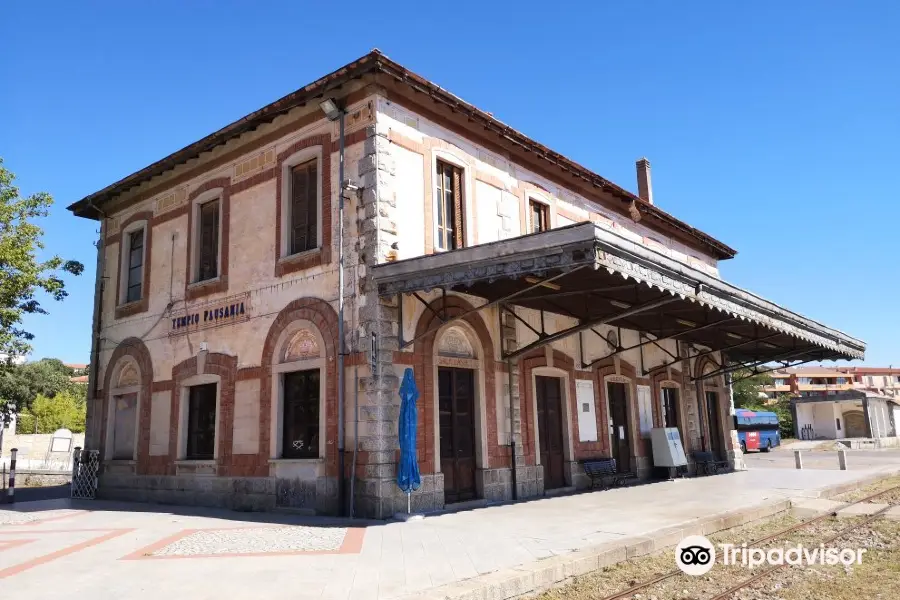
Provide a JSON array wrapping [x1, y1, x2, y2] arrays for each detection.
[[169, 292, 251, 336]]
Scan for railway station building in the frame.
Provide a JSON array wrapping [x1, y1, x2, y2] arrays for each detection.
[[68, 51, 865, 518]]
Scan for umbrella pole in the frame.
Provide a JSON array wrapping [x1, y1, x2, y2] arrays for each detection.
[[407, 491, 411, 515]]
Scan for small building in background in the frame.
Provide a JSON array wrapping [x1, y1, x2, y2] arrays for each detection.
[[791, 390, 900, 446]]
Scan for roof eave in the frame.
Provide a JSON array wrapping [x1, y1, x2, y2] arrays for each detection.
[[67, 50, 737, 261]]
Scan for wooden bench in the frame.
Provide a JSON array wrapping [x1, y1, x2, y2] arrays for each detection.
[[693, 451, 730, 476], [581, 458, 636, 490]]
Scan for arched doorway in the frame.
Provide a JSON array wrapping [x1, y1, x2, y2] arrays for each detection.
[[106, 357, 141, 461], [843, 410, 866, 438], [435, 326, 481, 504]]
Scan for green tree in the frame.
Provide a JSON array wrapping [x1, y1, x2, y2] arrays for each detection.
[[732, 369, 773, 409], [0, 358, 77, 409], [16, 390, 86, 434], [770, 395, 795, 439], [0, 158, 83, 426], [731, 369, 795, 439]]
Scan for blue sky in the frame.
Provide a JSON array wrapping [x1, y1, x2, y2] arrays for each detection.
[[2, 1, 897, 366]]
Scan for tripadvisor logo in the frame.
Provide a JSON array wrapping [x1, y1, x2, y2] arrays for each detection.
[[675, 535, 716, 576], [675, 534, 867, 575]]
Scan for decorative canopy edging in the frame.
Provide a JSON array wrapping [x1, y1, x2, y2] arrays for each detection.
[[373, 222, 865, 362]]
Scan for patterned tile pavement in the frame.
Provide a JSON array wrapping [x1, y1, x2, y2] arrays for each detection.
[[124, 525, 365, 559]]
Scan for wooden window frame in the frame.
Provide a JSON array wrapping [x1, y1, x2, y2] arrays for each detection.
[[529, 198, 550, 234], [113, 212, 152, 320], [275, 138, 330, 277], [185, 180, 230, 301], [287, 157, 320, 256], [196, 198, 221, 283], [661, 386, 679, 429], [125, 228, 145, 304], [434, 159, 465, 251]]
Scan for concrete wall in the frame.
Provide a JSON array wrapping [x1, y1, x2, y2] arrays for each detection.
[[0, 432, 84, 470], [867, 398, 898, 438], [795, 402, 840, 439]]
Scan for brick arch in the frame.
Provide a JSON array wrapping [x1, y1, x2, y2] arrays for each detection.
[[412, 294, 499, 473], [258, 297, 339, 476], [102, 338, 153, 473], [647, 366, 683, 429], [592, 357, 639, 461], [694, 355, 722, 385], [167, 352, 238, 476]]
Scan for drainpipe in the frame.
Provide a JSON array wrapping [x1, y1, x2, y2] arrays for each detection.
[[86, 200, 107, 452], [507, 357, 517, 501], [337, 109, 347, 517], [350, 363, 359, 518]]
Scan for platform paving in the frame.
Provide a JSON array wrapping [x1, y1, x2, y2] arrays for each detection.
[[1, 464, 898, 600]]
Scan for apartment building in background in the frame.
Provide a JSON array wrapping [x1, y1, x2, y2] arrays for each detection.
[[764, 366, 900, 400]]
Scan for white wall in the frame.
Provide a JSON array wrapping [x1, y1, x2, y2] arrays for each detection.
[[867, 398, 894, 439], [810, 403, 838, 439], [378, 97, 721, 276]]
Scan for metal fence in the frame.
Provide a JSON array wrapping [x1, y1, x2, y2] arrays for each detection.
[[70, 448, 100, 499]]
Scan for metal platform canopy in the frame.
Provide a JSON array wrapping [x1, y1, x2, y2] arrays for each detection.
[[372, 222, 865, 380]]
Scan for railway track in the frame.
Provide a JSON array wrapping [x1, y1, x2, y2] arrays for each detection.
[[598, 483, 900, 600]]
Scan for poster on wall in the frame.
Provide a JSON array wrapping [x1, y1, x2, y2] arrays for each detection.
[[576, 380, 597, 442], [637, 384, 653, 438]]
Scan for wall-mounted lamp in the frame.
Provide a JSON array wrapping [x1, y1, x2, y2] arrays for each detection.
[[319, 98, 343, 121]]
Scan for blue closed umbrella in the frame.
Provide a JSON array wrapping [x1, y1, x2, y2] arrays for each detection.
[[397, 368, 421, 513]]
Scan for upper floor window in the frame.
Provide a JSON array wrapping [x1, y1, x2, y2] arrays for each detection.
[[435, 159, 465, 251], [124, 227, 145, 303], [197, 199, 220, 282], [530, 199, 549, 233], [290, 159, 318, 255]]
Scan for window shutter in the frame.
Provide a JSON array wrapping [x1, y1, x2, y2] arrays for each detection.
[[290, 160, 318, 254], [452, 165, 464, 249], [199, 200, 219, 281]]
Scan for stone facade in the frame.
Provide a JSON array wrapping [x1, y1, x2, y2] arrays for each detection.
[[76, 72, 743, 519]]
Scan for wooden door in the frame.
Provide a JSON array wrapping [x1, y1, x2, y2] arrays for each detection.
[[607, 382, 632, 473], [705, 391, 724, 458], [844, 411, 866, 438], [536, 376, 566, 490], [439, 368, 477, 503]]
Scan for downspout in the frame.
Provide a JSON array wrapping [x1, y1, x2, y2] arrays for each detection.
[[350, 363, 359, 518], [86, 200, 107, 452], [336, 109, 347, 516], [507, 357, 517, 501]]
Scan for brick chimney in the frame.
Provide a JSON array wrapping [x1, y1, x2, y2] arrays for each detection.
[[636, 157, 653, 205]]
